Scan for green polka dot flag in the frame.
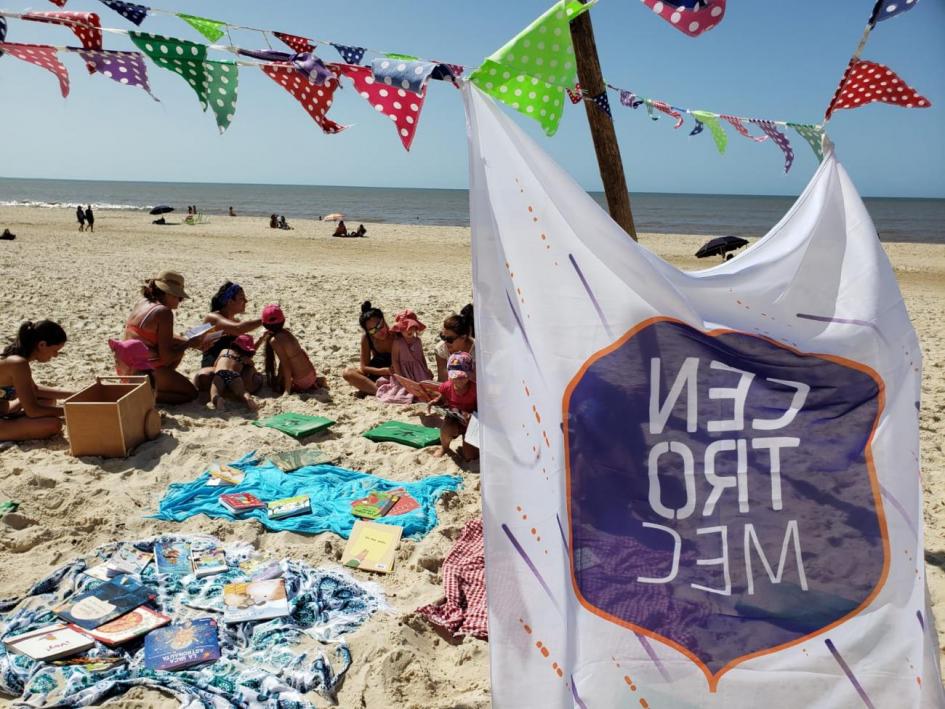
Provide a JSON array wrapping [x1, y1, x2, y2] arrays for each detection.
[[470, 0, 591, 135], [130, 32, 209, 107], [203, 60, 239, 133], [788, 123, 825, 162], [177, 13, 225, 43], [691, 111, 728, 155]]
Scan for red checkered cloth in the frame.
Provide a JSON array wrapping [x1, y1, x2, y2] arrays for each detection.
[[417, 518, 488, 640]]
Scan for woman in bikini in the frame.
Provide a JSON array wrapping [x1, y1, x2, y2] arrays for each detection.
[[259, 304, 326, 394], [341, 301, 394, 397], [0, 320, 73, 442], [193, 281, 263, 396], [121, 271, 200, 404]]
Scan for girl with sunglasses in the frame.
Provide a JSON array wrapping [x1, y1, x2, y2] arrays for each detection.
[[342, 301, 395, 396], [435, 304, 475, 383]]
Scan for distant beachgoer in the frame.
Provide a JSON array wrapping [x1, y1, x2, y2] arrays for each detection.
[[342, 301, 394, 396], [229, 206, 236, 217], [193, 281, 263, 395], [121, 271, 200, 404], [187, 206, 193, 216], [332, 220, 348, 237], [278, 215, 292, 230], [0, 229, 15, 241], [0, 320, 73, 442], [210, 334, 260, 412], [76, 206, 86, 232], [259, 304, 326, 394], [375, 310, 433, 404], [354, 224, 367, 237], [152, 217, 167, 225], [435, 304, 475, 382], [270, 214, 279, 229], [427, 352, 478, 460], [84, 205, 94, 233]]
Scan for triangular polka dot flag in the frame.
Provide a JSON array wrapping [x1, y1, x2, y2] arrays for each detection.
[[788, 123, 825, 162], [97, 0, 148, 26], [825, 59, 930, 120], [618, 89, 643, 108], [431, 63, 464, 85], [566, 83, 582, 104], [639, 0, 726, 37], [872, 0, 920, 23], [590, 91, 611, 118], [130, 33, 208, 106], [336, 62, 427, 151], [23, 12, 103, 52], [647, 98, 684, 128], [177, 13, 225, 43], [691, 110, 727, 153], [332, 43, 366, 66], [470, 0, 591, 135], [749, 119, 795, 173], [721, 113, 768, 142], [75, 48, 157, 99], [203, 60, 238, 133], [274, 31, 313, 54], [371, 58, 437, 96], [47, 0, 68, 7], [293, 52, 332, 85], [689, 118, 704, 136], [0, 17, 7, 58], [0, 43, 70, 97], [260, 63, 345, 135]]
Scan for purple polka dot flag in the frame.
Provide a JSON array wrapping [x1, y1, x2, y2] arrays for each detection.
[[590, 91, 612, 118], [0, 17, 7, 58], [97, 0, 149, 26], [619, 89, 644, 109], [371, 57, 437, 96], [639, 0, 726, 37], [871, 0, 919, 23], [332, 43, 366, 66], [721, 114, 768, 142], [0, 42, 70, 97], [292, 52, 332, 86], [75, 48, 157, 100], [749, 119, 795, 173]]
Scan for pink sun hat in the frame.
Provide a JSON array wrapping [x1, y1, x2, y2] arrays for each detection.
[[389, 309, 426, 334], [262, 304, 286, 326]]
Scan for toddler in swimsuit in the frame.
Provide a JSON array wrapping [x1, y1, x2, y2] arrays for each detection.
[[259, 305, 326, 394], [211, 334, 261, 411]]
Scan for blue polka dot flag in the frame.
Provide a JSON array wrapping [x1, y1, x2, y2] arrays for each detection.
[[871, 0, 919, 23], [371, 57, 437, 95], [0, 16, 6, 57], [590, 91, 612, 118], [97, 0, 149, 26], [332, 43, 366, 66]]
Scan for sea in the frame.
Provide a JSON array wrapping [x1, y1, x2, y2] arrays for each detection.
[[1, 177, 942, 244]]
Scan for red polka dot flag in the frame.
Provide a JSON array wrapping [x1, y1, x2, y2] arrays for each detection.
[[825, 59, 931, 120], [46, 0, 67, 6], [23, 11, 102, 74], [640, 0, 726, 37], [260, 63, 345, 134], [335, 63, 428, 151], [0, 42, 70, 97], [274, 31, 314, 55]]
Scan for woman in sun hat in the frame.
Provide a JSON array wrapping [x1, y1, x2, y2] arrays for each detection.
[[120, 270, 200, 404]]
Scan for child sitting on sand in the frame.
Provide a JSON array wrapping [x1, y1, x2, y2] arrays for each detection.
[[376, 309, 433, 404], [211, 334, 261, 412], [426, 352, 477, 460], [259, 304, 327, 394]]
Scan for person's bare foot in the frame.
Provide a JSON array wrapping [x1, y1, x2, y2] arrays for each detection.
[[431, 447, 448, 458], [245, 397, 260, 412], [212, 395, 225, 411], [316, 375, 329, 389]]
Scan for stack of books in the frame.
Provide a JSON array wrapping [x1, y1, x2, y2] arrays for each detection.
[[351, 488, 420, 519], [191, 547, 228, 578]]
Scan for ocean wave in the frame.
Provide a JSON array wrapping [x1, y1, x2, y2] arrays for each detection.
[[0, 200, 149, 211]]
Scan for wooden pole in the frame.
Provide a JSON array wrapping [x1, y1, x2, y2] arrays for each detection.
[[569, 4, 638, 240]]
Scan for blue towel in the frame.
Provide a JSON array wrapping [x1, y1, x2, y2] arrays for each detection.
[[152, 455, 462, 540]]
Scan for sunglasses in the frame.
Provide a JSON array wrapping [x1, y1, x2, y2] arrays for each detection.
[[367, 322, 387, 335], [439, 334, 458, 344]]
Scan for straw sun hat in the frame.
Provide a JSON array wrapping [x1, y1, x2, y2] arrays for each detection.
[[151, 271, 189, 299]]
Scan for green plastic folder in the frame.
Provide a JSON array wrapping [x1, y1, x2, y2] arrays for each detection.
[[253, 413, 335, 439], [363, 421, 441, 449]]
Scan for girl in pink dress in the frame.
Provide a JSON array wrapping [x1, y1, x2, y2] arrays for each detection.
[[375, 310, 434, 404]]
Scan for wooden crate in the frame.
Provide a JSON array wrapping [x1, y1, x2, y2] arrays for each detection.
[[64, 376, 160, 457]]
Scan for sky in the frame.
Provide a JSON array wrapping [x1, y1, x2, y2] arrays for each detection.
[[1, 1, 943, 197]]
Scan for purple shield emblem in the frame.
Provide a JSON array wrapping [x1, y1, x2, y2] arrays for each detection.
[[564, 317, 888, 688]]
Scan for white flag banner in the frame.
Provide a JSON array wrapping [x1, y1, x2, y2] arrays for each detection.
[[464, 83, 944, 708]]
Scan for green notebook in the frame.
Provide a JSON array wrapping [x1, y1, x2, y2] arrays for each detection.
[[363, 421, 441, 449], [253, 413, 335, 439]]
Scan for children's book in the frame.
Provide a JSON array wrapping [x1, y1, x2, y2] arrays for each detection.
[[154, 541, 192, 576], [432, 405, 472, 426], [238, 558, 283, 581], [183, 322, 214, 341], [219, 492, 265, 514], [191, 548, 228, 578], [205, 462, 245, 486], [4, 623, 95, 661], [350, 490, 399, 520], [84, 564, 112, 581], [267, 447, 336, 472], [362, 421, 441, 449], [385, 490, 421, 517], [253, 413, 335, 439], [341, 521, 403, 574], [222, 579, 290, 624], [267, 495, 311, 520], [392, 375, 440, 403], [80, 605, 171, 646], [54, 575, 156, 630], [144, 618, 221, 671], [105, 547, 152, 578]]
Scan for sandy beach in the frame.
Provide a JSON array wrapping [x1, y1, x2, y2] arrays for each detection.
[[0, 206, 943, 706]]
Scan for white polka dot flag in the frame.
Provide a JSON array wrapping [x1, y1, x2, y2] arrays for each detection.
[[470, 0, 591, 136], [640, 0, 725, 37], [371, 58, 437, 96], [22, 11, 103, 53], [74, 48, 157, 100], [203, 60, 238, 133], [690, 110, 727, 153], [177, 13, 224, 43], [336, 63, 427, 151], [721, 114, 769, 143], [825, 59, 930, 120], [97, 0, 149, 27], [0, 42, 70, 97], [748, 119, 795, 173], [260, 63, 345, 135], [274, 31, 313, 55]]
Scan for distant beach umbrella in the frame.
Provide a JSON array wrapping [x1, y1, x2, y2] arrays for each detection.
[[695, 235, 749, 259], [149, 205, 174, 215], [323, 212, 345, 222]]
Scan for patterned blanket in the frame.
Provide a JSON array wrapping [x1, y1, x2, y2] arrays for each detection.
[[0, 534, 384, 708]]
